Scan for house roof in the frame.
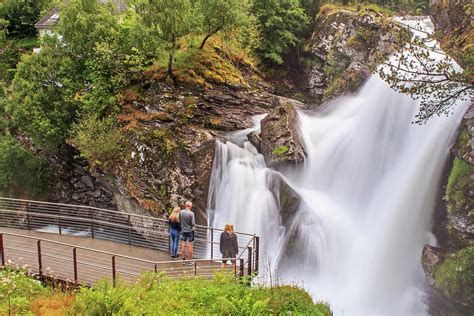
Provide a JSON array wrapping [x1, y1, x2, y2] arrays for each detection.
[[35, 1, 127, 30], [34, 8, 60, 29]]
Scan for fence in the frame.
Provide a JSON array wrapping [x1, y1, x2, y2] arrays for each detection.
[[0, 197, 259, 281], [0, 232, 245, 286]]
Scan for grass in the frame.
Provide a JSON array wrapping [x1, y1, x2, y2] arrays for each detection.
[[0, 269, 332, 315], [319, 3, 395, 16], [147, 34, 258, 89], [445, 157, 473, 214]]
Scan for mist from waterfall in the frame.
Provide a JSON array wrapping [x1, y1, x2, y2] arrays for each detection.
[[206, 17, 470, 315]]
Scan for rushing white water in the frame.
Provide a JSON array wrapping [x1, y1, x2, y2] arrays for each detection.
[[207, 17, 470, 315]]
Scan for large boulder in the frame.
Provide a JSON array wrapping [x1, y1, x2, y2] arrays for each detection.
[[255, 99, 306, 167]]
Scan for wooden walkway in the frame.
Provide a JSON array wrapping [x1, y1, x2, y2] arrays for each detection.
[[0, 228, 237, 286]]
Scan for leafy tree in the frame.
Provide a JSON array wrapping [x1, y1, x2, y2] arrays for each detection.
[[252, 0, 309, 65], [136, 0, 197, 86], [195, 0, 248, 49], [7, 40, 81, 149], [0, 0, 51, 38], [378, 35, 473, 123], [57, 0, 120, 64], [0, 133, 53, 197]]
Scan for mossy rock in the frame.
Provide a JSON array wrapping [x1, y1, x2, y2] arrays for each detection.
[[272, 145, 289, 157], [434, 247, 474, 306], [445, 157, 473, 215]]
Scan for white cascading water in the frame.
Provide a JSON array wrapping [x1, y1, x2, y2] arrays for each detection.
[[207, 17, 470, 315]]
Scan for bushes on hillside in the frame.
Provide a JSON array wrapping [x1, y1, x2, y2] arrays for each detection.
[[72, 273, 331, 315], [0, 133, 53, 197], [0, 269, 332, 315]]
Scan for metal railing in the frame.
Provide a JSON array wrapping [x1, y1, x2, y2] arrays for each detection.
[[0, 232, 245, 286], [0, 197, 259, 277]]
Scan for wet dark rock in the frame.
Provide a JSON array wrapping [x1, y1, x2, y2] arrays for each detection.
[[271, 173, 301, 223], [247, 132, 261, 152], [80, 175, 94, 189], [422, 245, 445, 288]]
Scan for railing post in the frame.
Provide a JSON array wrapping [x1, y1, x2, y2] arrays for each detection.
[[0, 234, 5, 266], [239, 258, 244, 279], [58, 209, 62, 235], [247, 247, 252, 276], [73, 248, 78, 284], [255, 236, 259, 274], [90, 209, 95, 238], [154, 263, 158, 273], [127, 214, 132, 246], [194, 261, 197, 276], [210, 228, 214, 259], [112, 255, 116, 287], [37, 240, 43, 277], [26, 203, 31, 230]]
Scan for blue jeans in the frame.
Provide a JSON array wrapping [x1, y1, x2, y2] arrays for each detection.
[[170, 228, 180, 257]]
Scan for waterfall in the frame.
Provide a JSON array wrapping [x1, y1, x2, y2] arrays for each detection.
[[207, 17, 470, 315]]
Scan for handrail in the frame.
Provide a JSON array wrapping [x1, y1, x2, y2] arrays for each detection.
[[0, 232, 246, 286], [0, 197, 255, 237], [1, 231, 224, 266], [0, 197, 260, 277]]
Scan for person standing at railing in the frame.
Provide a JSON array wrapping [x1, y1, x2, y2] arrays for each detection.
[[180, 201, 195, 263], [168, 207, 181, 259], [220, 224, 239, 270]]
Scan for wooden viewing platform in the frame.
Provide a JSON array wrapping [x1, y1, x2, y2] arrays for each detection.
[[0, 198, 259, 285]]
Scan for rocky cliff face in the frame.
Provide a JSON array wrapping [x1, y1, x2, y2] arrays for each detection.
[[422, 107, 474, 313], [303, 6, 405, 102], [421, 1, 474, 312], [73, 48, 279, 225]]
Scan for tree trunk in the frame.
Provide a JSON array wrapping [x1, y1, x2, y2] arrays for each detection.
[[199, 33, 213, 49], [167, 38, 177, 88], [198, 27, 221, 49]]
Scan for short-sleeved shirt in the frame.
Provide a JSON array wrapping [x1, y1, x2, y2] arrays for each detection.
[[179, 209, 195, 233]]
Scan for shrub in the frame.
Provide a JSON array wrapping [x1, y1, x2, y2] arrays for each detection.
[[71, 114, 125, 168], [0, 268, 48, 315], [0, 133, 53, 197]]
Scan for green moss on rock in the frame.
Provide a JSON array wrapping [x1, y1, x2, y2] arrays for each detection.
[[434, 247, 474, 305], [446, 157, 473, 214], [272, 145, 289, 156]]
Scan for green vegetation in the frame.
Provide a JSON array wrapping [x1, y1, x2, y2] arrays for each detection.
[[316, 1, 429, 15], [71, 114, 125, 168], [0, 133, 53, 197], [272, 145, 289, 156], [252, 0, 309, 65], [0, 0, 52, 38], [446, 157, 473, 214], [0, 269, 331, 315], [74, 273, 331, 315], [434, 247, 474, 305], [0, 268, 48, 315]]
